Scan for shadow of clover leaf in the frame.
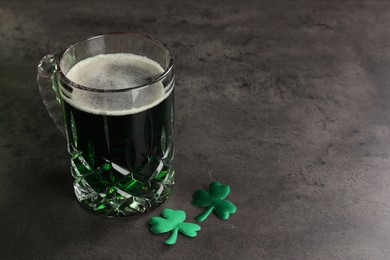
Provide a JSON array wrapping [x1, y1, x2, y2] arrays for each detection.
[[192, 181, 237, 221], [149, 208, 201, 245]]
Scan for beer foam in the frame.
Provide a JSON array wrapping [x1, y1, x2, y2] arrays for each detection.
[[63, 53, 171, 115], [66, 53, 164, 90]]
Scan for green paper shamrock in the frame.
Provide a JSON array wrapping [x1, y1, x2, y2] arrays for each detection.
[[148, 208, 201, 245], [192, 181, 237, 221]]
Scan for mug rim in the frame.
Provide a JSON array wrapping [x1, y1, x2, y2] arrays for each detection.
[[57, 32, 174, 93]]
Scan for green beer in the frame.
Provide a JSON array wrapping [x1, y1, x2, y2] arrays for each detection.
[[61, 53, 174, 217]]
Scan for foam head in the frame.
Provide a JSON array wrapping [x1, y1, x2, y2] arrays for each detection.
[[66, 53, 164, 90], [63, 53, 170, 115]]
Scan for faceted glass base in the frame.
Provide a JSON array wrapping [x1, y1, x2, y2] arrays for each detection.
[[74, 175, 174, 217]]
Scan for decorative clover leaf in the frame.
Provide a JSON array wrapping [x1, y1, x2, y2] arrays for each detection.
[[149, 208, 201, 245], [192, 181, 237, 221]]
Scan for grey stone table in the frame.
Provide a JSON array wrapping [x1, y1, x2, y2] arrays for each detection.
[[1, 0, 390, 259]]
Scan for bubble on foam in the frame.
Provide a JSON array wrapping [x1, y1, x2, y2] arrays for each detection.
[[63, 53, 172, 115]]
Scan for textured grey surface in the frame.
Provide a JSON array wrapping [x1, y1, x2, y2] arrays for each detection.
[[1, 0, 390, 259]]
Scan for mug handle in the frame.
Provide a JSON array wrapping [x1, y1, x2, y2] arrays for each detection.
[[37, 54, 65, 135]]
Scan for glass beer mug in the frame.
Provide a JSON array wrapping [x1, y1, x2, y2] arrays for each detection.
[[37, 33, 175, 217]]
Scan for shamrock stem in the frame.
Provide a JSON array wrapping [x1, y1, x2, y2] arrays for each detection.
[[165, 227, 179, 245], [195, 205, 214, 222]]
